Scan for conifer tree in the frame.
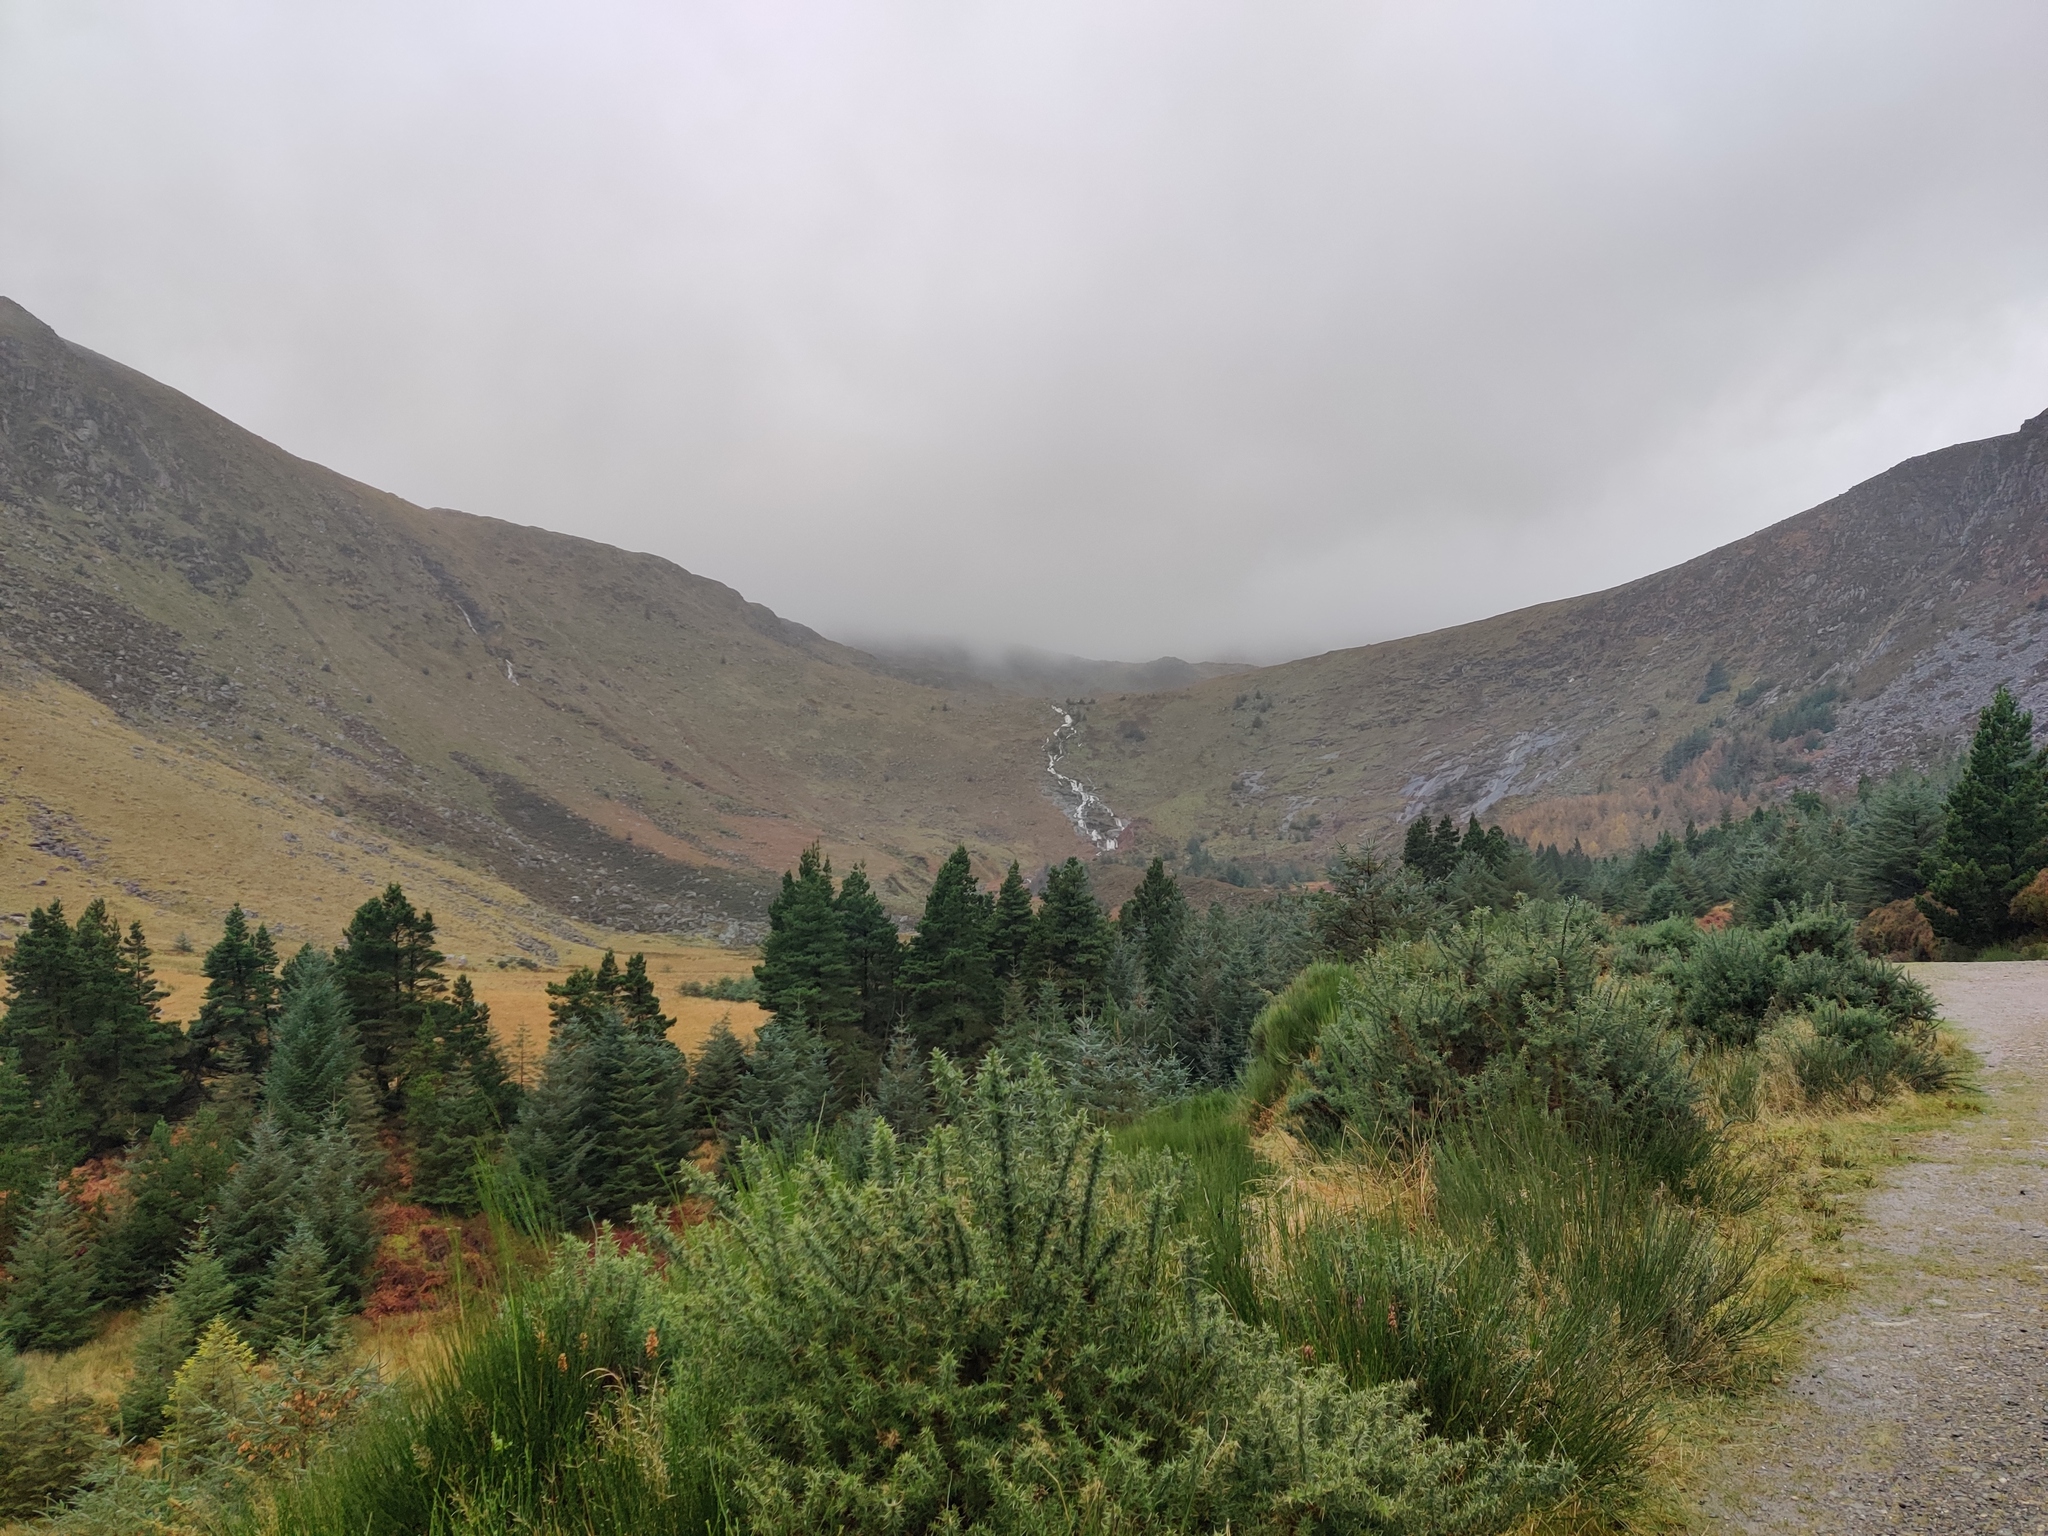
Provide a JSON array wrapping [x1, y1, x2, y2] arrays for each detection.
[[401, 972, 518, 1212], [1401, 818, 1436, 876], [266, 958, 372, 1142], [1024, 859, 1112, 1012], [0, 1054, 43, 1250], [116, 1227, 236, 1440], [1854, 773, 1946, 907], [730, 1012, 832, 1146], [837, 864, 901, 1050], [1117, 858, 1187, 992], [753, 845, 858, 1030], [2, 1185, 98, 1351], [615, 953, 671, 1035], [899, 847, 999, 1056], [872, 1026, 931, 1139], [246, 1219, 340, 1353], [987, 863, 1037, 984], [162, 1318, 256, 1475], [298, 1122, 377, 1302], [96, 1109, 235, 1303], [546, 951, 671, 1038], [682, 1019, 749, 1141], [607, 1028, 694, 1208], [214, 1117, 307, 1309], [0, 900, 181, 1150], [1920, 687, 2048, 947], [512, 1005, 691, 1220], [332, 883, 447, 1103], [190, 906, 281, 1076], [35, 1068, 89, 1176], [1431, 815, 1462, 877], [277, 941, 327, 999]]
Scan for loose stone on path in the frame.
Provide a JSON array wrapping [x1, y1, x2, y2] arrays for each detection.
[[1694, 962, 2048, 1535]]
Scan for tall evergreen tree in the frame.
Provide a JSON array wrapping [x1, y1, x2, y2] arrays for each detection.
[[987, 863, 1037, 984], [899, 847, 998, 1056], [96, 1110, 235, 1304], [265, 958, 372, 1141], [245, 1219, 341, 1354], [837, 864, 902, 1047], [1431, 815, 1462, 877], [1401, 818, 1438, 878], [117, 1228, 236, 1440], [1024, 859, 1112, 1012], [753, 845, 859, 1030], [0, 900, 181, 1152], [402, 973, 518, 1212], [214, 1117, 307, 1309], [332, 884, 447, 1102], [0, 1054, 45, 1249], [1853, 772, 1947, 907], [1919, 687, 2048, 947], [1117, 858, 1187, 994], [1, 1185, 97, 1351], [682, 1020, 750, 1142], [730, 1013, 832, 1146], [872, 1026, 931, 1140], [512, 1007, 692, 1221], [190, 907, 280, 1077], [298, 1122, 378, 1302], [546, 951, 671, 1038]]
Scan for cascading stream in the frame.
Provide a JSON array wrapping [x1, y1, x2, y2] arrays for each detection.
[[1043, 705, 1130, 851]]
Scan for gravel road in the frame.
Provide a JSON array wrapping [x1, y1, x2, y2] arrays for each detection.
[[1693, 961, 2048, 1534]]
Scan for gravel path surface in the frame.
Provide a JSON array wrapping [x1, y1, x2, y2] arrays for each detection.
[[1693, 962, 2048, 1534]]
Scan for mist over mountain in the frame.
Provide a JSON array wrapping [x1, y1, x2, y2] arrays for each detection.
[[3, 296, 2043, 940]]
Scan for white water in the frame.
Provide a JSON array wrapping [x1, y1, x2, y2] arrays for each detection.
[[1043, 705, 1130, 851]]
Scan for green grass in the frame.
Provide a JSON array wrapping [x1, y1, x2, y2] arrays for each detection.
[[1110, 1091, 1259, 1319]]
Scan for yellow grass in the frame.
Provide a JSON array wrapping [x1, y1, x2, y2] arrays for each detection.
[[0, 676, 763, 1058]]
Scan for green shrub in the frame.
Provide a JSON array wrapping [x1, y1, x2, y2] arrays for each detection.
[[668, 1055, 1554, 1534], [1241, 961, 1349, 1109], [1301, 904, 1700, 1159], [1784, 1004, 1951, 1102], [1767, 686, 1842, 741], [0, 1341, 103, 1519], [1673, 927, 1780, 1046], [1660, 727, 1715, 782]]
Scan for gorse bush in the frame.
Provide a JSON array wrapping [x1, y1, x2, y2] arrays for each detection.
[[278, 1054, 1559, 1535], [1300, 902, 1700, 1164]]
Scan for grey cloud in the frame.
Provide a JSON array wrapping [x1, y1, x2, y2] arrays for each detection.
[[3, 1, 2045, 662]]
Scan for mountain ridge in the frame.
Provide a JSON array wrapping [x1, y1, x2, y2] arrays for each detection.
[[4, 293, 2044, 941]]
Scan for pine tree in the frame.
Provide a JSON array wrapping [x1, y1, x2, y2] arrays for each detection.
[[730, 1012, 832, 1147], [246, 1219, 341, 1353], [616, 953, 672, 1035], [333, 884, 447, 1103], [162, 1318, 256, 1475], [402, 972, 518, 1212], [0, 900, 181, 1151], [546, 951, 670, 1039], [265, 959, 371, 1141], [278, 941, 327, 999], [1024, 859, 1112, 1012], [214, 1117, 306, 1309], [1853, 772, 1946, 907], [682, 1019, 749, 1142], [1431, 815, 1461, 878], [753, 845, 859, 1030], [298, 1123, 377, 1302], [606, 1029, 693, 1211], [190, 906, 281, 1077], [1401, 818, 1436, 876], [1311, 846, 1432, 961], [96, 1109, 235, 1303], [1117, 858, 1187, 993], [1920, 687, 2048, 947], [872, 1026, 931, 1140], [116, 1227, 236, 1440], [509, 1019, 608, 1223], [837, 864, 901, 1051], [988, 863, 1037, 984], [1, 1185, 97, 1351], [899, 848, 999, 1056], [0, 1054, 45, 1250]]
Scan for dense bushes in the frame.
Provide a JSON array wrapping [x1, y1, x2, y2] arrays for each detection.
[[0, 1342, 101, 1519], [277, 1055, 1559, 1536], [1301, 903, 1700, 1160]]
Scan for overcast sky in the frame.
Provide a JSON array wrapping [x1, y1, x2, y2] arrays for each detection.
[[4, 3, 2046, 663]]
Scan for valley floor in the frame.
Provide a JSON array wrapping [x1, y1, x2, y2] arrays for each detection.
[[1688, 963, 2048, 1533]]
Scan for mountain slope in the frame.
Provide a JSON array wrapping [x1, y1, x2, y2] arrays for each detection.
[[1062, 409, 2048, 860], [0, 299, 1090, 933]]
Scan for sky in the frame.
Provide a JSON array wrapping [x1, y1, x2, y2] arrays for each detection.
[[4, 3, 2046, 665]]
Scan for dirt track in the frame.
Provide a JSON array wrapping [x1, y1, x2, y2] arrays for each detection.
[[1693, 962, 2048, 1533]]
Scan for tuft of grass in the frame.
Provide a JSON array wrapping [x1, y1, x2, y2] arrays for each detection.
[[1111, 1091, 1259, 1319]]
